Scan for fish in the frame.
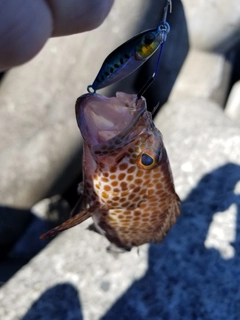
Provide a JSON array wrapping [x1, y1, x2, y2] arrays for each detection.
[[87, 0, 171, 93], [41, 92, 180, 251]]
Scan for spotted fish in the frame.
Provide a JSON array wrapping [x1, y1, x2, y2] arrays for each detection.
[[41, 92, 180, 251]]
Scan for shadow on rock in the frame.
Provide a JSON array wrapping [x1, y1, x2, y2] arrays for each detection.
[[0, 205, 62, 285], [101, 163, 240, 320], [0, 206, 32, 259], [21, 283, 83, 320]]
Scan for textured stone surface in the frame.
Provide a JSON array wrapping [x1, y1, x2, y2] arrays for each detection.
[[155, 97, 233, 138], [169, 50, 232, 106], [154, 98, 240, 200], [0, 223, 149, 320], [181, 0, 240, 51]]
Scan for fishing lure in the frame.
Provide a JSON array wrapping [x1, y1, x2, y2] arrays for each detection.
[[87, 0, 171, 94], [41, 92, 180, 251]]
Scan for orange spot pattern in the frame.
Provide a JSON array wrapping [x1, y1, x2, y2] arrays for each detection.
[[90, 132, 180, 249]]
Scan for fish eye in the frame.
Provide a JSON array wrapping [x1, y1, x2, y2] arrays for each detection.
[[137, 152, 156, 170], [143, 33, 155, 45], [141, 154, 154, 166]]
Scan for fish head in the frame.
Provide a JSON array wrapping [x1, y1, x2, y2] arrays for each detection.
[[76, 92, 146, 150], [76, 92, 163, 171]]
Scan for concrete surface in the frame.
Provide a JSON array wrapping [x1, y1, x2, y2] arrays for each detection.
[[169, 50, 232, 106], [181, 0, 240, 51]]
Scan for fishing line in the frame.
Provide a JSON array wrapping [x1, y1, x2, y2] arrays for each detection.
[[137, 40, 165, 99]]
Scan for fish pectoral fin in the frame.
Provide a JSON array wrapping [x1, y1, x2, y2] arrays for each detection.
[[40, 209, 91, 239], [70, 194, 87, 217]]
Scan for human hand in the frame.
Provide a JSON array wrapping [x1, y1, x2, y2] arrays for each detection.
[[0, 0, 114, 71]]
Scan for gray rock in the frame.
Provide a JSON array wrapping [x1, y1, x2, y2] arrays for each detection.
[[31, 195, 70, 223], [155, 97, 233, 137], [0, 222, 149, 320], [181, 0, 240, 52], [154, 97, 240, 199], [169, 50, 232, 107]]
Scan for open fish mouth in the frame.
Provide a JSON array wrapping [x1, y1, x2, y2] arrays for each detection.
[[75, 92, 147, 151]]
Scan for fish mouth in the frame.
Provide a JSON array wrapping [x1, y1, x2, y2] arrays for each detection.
[[76, 92, 146, 148]]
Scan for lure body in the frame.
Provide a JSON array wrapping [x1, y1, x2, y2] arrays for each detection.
[[41, 93, 180, 251], [87, 22, 170, 93]]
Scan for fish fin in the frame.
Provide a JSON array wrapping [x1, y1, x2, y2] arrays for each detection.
[[40, 209, 91, 239], [70, 194, 87, 217]]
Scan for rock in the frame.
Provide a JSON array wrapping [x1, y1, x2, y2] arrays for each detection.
[[225, 80, 240, 124], [0, 37, 83, 208], [154, 97, 240, 199], [0, 222, 149, 320], [30, 195, 70, 223], [155, 97, 233, 137], [181, 0, 240, 52], [169, 50, 232, 106]]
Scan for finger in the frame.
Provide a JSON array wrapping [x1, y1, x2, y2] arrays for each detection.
[[0, 0, 52, 71], [46, 0, 115, 36]]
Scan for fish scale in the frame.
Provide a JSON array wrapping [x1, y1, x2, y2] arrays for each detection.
[[93, 138, 179, 250]]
